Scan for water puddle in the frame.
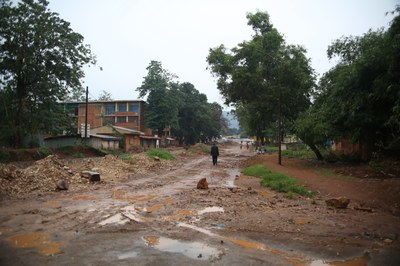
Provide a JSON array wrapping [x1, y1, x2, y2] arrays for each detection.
[[118, 250, 139, 259], [112, 190, 155, 202], [309, 257, 367, 266], [144, 204, 163, 213], [225, 169, 240, 188], [0, 229, 13, 235], [8, 233, 63, 256], [98, 213, 129, 226], [162, 209, 195, 221], [224, 236, 267, 250], [46, 201, 62, 206], [198, 206, 224, 215], [143, 235, 221, 260]]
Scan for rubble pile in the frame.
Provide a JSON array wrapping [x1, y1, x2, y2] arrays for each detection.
[[0, 152, 178, 198], [0, 155, 74, 197]]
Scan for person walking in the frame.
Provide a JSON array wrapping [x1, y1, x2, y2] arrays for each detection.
[[210, 142, 219, 166]]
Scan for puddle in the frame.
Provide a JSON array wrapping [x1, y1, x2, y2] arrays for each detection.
[[162, 209, 195, 221], [145, 204, 163, 213], [46, 201, 62, 206], [224, 237, 267, 250], [118, 250, 139, 259], [198, 206, 224, 215], [0, 229, 13, 235], [143, 235, 221, 260], [112, 190, 155, 202], [98, 213, 129, 226], [310, 257, 367, 266], [225, 169, 240, 187], [178, 223, 217, 237], [8, 233, 63, 256]]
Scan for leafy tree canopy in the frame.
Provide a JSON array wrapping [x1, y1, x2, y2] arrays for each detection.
[[0, 0, 95, 146]]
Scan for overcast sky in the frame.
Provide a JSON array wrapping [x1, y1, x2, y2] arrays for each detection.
[[48, 0, 398, 108]]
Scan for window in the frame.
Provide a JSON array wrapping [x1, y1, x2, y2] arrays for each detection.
[[116, 116, 126, 123], [104, 116, 115, 125], [129, 103, 139, 113], [118, 103, 127, 112], [105, 104, 115, 115], [128, 116, 138, 125]]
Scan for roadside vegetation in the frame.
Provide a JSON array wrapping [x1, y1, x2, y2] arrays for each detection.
[[242, 164, 317, 197], [147, 149, 176, 160]]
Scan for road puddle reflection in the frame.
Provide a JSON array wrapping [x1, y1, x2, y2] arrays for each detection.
[[198, 206, 224, 215], [162, 209, 195, 221], [143, 235, 221, 260], [118, 250, 139, 259], [112, 190, 155, 202], [46, 201, 62, 206], [8, 233, 63, 256], [309, 257, 367, 266]]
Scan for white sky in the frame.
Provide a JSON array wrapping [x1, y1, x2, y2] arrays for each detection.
[[48, 0, 398, 108]]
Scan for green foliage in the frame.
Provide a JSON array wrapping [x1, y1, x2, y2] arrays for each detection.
[[146, 148, 176, 160], [37, 147, 53, 157], [243, 164, 316, 197], [242, 164, 271, 176], [0, 0, 95, 147], [207, 11, 315, 162], [136, 61, 180, 135], [296, 8, 400, 158], [118, 153, 132, 161], [137, 61, 226, 143]]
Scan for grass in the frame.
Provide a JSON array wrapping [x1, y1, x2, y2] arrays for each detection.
[[242, 164, 317, 197], [119, 153, 132, 161], [147, 148, 176, 160]]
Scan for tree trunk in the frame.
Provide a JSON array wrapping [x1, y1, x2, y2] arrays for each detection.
[[308, 143, 324, 160]]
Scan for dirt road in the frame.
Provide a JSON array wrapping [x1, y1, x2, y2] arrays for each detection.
[[0, 144, 399, 265]]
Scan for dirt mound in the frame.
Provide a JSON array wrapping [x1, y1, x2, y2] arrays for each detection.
[[0, 155, 76, 197], [0, 152, 178, 198]]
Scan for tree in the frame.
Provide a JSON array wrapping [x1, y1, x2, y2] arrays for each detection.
[[97, 90, 113, 101], [171, 83, 226, 145], [136, 61, 180, 136], [295, 7, 400, 159], [0, 0, 95, 147], [207, 11, 315, 164]]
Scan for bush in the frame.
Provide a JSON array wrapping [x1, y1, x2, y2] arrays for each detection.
[[243, 164, 316, 197], [119, 153, 132, 161], [37, 147, 53, 157], [147, 148, 176, 160]]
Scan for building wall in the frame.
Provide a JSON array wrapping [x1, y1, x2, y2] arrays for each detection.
[[65, 100, 146, 133]]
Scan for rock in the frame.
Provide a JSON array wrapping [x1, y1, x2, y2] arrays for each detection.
[[384, 238, 393, 244], [197, 178, 208, 189], [325, 197, 350, 209], [56, 179, 69, 190], [154, 156, 160, 161], [81, 171, 101, 182]]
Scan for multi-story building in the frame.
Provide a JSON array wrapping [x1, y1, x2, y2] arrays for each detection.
[[64, 100, 148, 133]]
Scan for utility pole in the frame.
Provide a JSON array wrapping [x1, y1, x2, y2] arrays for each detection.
[[84, 86, 89, 140]]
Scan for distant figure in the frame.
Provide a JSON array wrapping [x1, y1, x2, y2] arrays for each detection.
[[240, 141, 243, 150], [246, 141, 249, 150], [210, 143, 219, 166]]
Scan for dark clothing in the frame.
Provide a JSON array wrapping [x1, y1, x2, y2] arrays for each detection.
[[210, 145, 219, 166]]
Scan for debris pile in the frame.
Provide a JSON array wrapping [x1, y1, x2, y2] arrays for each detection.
[[0, 153, 178, 198], [0, 155, 74, 197]]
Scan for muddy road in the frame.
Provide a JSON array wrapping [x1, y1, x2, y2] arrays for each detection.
[[0, 144, 399, 265]]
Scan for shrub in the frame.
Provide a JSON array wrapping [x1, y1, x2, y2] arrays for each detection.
[[37, 147, 53, 157], [119, 153, 132, 161], [147, 148, 176, 160]]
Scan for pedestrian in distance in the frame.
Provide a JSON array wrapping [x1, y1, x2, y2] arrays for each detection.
[[240, 141, 243, 150], [210, 142, 219, 166]]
